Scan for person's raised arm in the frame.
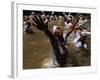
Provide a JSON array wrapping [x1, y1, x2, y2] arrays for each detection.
[[32, 15, 67, 67], [32, 16, 54, 38], [66, 17, 80, 38]]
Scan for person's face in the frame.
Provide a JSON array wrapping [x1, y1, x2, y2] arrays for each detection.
[[54, 28, 62, 37]]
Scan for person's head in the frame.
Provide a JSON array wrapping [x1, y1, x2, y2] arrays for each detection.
[[59, 16, 63, 20], [67, 17, 72, 23], [53, 25, 63, 37], [75, 27, 82, 34], [80, 15, 85, 20], [23, 16, 28, 21], [82, 16, 85, 20]]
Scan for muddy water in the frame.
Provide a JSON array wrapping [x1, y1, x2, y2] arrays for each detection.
[[23, 26, 51, 69], [23, 25, 91, 69]]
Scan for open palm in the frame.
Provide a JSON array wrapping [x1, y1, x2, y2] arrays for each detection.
[[32, 16, 48, 32]]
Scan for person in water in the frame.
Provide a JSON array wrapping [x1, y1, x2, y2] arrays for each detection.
[[32, 15, 80, 67]]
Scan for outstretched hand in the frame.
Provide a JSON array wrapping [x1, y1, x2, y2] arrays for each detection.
[[32, 16, 48, 32]]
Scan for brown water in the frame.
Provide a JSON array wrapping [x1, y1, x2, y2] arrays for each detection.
[[23, 24, 91, 69]]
